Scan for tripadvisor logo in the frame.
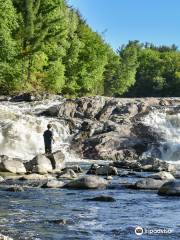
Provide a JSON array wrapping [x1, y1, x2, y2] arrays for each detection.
[[135, 226, 144, 236]]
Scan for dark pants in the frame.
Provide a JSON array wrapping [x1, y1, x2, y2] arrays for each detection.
[[45, 144, 52, 154]]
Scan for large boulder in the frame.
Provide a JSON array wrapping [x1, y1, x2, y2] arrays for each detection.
[[25, 154, 53, 174], [87, 164, 118, 176], [148, 171, 175, 180], [133, 178, 168, 190], [47, 151, 65, 171], [0, 155, 26, 174], [64, 175, 108, 189], [158, 181, 180, 196]]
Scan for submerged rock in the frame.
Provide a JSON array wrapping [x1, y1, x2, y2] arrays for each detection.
[[64, 175, 108, 189], [49, 219, 67, 225], [158, 181, 180, 196], [6, 186, 24, 192], [87, 164, 118, 176], [84, 195, 116, 202], [0, 155, 26, 174]]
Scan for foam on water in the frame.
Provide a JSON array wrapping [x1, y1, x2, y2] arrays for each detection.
[[143, 108, 180, 162]]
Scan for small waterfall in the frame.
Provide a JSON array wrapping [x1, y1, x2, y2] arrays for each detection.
[[0, 100, 78, 161], [142, 107, 180, 163]]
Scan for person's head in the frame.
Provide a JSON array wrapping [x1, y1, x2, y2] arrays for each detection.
[[47, 123, 52, 130]]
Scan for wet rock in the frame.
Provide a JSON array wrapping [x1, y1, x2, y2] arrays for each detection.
[[49, 219, 67, 225], [65, 165, 83, 173], [20, 173, 55, 181], [112, 159, 141, 171], [0, 234, 13, 240], [87, 164, 118, 176], [42, 180, 64, 188], [158, 181, 180, 196], [132, 178, 168, 190], [6, 186, 24, 192], [0, 176, 4, 182], [58, 169, 77, 179], [0, 155, 26, 174], [106, 176, 113, 180], [84, 195, 116, 202], [10, 92, 43, 102], [25, 154, 53, 174], [138, 157, 176, 172], [46, 151, 65, 171], [64, 175, 108, 189], [148, 171, 175, 180]]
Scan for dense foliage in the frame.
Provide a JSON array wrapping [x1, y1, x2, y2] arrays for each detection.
[[0, 0, 180, 97]]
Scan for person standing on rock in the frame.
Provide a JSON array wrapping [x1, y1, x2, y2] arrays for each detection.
[[43, 123, 55, 154]]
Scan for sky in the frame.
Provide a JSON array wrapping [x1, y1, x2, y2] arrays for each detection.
[[67, 0, 179, 50]]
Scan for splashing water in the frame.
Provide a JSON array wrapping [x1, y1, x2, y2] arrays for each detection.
[[143, 107, 180, 163], [0, 100, 78, 161]]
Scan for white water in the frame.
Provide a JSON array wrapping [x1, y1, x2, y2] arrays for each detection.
[[0, 100, 79, 161], [143, 108, 180, 163]]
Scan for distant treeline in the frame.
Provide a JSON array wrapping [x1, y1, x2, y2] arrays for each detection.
[[0, 0, 180, 97]]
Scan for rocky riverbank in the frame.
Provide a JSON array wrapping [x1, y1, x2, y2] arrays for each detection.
[[0, 94, 180, 239]]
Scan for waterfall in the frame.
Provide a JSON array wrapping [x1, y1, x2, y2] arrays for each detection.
[[142, 107, 180, 163], [0, 100, 77, 161]]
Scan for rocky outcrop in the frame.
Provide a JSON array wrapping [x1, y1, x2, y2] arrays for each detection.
[[0, 155, 26, 174], [158, 181, 180, 196], [42, 96, 180, 161], [64, 175, 108, 189]]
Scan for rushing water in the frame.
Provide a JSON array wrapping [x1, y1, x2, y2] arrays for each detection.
[[142, 107, 180, 164], [0, 100, 180, 240]]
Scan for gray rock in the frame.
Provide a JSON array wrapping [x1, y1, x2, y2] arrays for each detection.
[[148, 171, 175, 180], [64, 175, 108, 189], [46, 151, 65, 171], [133, 178, 168, 190], [87, 164, 118, 176], [25, 154, 53, 174], [6, 186, 24, 192], [65, 165, 83, 173], [84, 195, 116, 202], [0, 234, 14, 240], [158, 181, 180, 196], [42, 180, 64, 188], [0, 176, 4, 182], [20, 174, 55, 181], [0, 155, 26, 174], [49, 219, 67, 225], [58, 169, 77, 179]]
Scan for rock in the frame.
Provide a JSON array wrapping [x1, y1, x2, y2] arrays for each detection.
[[0, 176, 4, 182], [84, 195, 116, 202], [25, 154, 53, 174], [65, 165, 83, 173], [10, 92, 43, 102], [49, 219, 67, 225], [42, 180, 64, 188], [6, 186, 24, 192], [132, 178, 168, 190], [138, 157, 176, 172], [64, 175, 108, 189], [0, 155, 26, 174], [158, 181, 180, 196], [87, 164, 118, 176], [112, 159, 141, 171], [106, 176, 113, 180], [20, 173, 55, 181], [58, 169, 77, 179], [0, 234, 13, 240], [46, 151, 65, 171], [148, 171, 175, 180]]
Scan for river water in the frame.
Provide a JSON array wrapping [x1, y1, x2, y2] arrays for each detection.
[[0, 99, 180, 240]]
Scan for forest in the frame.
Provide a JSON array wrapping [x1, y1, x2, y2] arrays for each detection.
[[0, 0, 180, 97]]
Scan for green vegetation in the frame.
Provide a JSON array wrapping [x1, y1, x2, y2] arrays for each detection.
[[0, 0, 180, 97]]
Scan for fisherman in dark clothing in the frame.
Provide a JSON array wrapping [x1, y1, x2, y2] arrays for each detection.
[[43, 123, 54, 154]]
